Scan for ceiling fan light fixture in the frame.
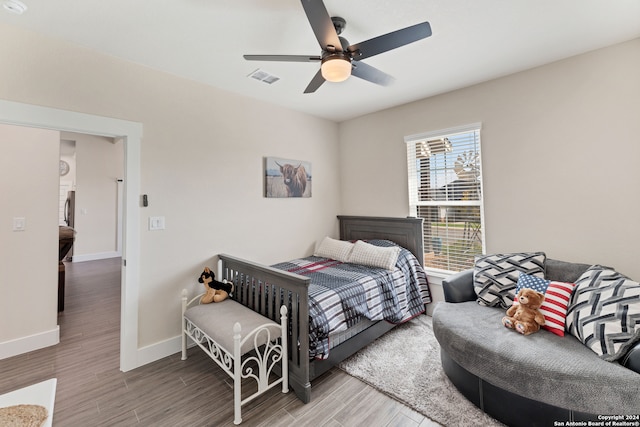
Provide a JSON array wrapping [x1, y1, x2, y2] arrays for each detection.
[[321, 56, 351, 83]]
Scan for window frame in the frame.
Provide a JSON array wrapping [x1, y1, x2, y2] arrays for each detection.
[[405, 123, 486, 275]]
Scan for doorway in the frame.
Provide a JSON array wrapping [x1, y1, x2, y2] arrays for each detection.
[[58, 133, 124, 262], [0, 99, 142, 372]]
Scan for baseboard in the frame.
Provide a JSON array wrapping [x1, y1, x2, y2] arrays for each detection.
[[136, 335, 184, 367], [71, 251, 120, 263], [0, 326, 60, 360]]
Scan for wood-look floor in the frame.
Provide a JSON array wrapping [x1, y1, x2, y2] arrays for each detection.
[[0, 258, 441, 427]]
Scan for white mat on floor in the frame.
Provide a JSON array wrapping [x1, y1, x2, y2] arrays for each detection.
[[0, 378, 57, 427]]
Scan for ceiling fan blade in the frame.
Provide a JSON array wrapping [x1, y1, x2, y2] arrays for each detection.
[[348, 21, 432, 61], [351, 61, 395, 86], [303, 69, 326, 93], [300, 0, 342, 50], [244, 54, 321, 62]]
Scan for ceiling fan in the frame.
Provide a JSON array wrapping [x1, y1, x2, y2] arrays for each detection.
[[243, 0, 432, 93]]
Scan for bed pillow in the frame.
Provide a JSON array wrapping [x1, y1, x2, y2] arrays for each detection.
[[348, 240, 400, 270], [566, 266, 640, 361], [514, 273, 577, 336], [474, 252, 546, 308], [313, 237, 354, 262]]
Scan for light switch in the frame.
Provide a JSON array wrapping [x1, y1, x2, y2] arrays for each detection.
[[13, 217, 26, 231], [148, 216, 165, 231]]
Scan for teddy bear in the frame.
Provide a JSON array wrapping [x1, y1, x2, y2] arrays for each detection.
[[198, 267, 234, 304], [502, 288, 546, 335]]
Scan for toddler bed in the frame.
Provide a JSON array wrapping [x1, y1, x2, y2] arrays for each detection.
[[218, 215, 431, 403]]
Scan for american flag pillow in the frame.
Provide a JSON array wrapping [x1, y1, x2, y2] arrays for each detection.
[[513, 273, 577, 337]]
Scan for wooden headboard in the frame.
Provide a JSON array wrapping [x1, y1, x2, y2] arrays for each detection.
[[337, 215, 424, 266]]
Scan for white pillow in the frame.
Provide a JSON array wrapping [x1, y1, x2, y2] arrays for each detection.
[[348, 240, 400, 270], [313, 237, 354, 262]]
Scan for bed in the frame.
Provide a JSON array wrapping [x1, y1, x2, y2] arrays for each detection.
[[218, 215, 431, 403]]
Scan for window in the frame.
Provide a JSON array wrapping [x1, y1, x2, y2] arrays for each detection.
[[405, 124, 484, 273]]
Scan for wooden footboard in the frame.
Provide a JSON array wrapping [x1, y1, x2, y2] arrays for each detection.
[[219, 215, 426, 404], [219, 253, 313, 403]]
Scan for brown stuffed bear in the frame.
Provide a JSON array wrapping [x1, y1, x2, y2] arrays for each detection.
[[502, 288, 545, 335], [198, 267, 233, 304]]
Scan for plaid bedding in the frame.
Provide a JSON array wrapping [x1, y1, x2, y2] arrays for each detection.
[[272, 240, 431, 359]]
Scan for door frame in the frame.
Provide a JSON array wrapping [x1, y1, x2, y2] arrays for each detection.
[[0, 99, 142, 371]]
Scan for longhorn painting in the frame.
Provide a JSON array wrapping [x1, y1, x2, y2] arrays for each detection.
[[265, 157, 312, 198]]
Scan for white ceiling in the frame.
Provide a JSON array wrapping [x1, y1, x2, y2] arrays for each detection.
[[2, 0, 640, 122]]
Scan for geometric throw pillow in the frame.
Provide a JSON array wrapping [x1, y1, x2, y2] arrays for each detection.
[[566, 265, 640, 361], [514, 273, 577, 337], [474, 252, 546, 309], [313, 236, 355, 262]]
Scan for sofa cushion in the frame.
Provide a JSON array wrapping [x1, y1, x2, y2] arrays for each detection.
[[432, 301, 640, 414], [473, 252, 546, 308], [566, 266, 640, 361], [184, 299, 279, 355], [514, 273, 576, 336], [545, 259, 591, 283]]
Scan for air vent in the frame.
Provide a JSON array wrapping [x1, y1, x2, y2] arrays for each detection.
[[3, 0, 28, 14], [248, 69, 280, 85]]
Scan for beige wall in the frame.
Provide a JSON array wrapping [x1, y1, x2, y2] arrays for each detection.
[[0, 123, 59, 344], [0, 23, 341, 351], [339, 38, 640, 279]]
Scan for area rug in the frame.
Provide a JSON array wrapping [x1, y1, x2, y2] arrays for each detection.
[[0, 404, 48, 427], [339, 315, 503, 427]]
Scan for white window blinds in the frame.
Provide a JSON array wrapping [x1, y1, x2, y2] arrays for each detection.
[[405, 124, 485, 273]]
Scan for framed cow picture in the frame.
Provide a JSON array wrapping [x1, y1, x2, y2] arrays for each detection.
[[264, 157, 312, 198]]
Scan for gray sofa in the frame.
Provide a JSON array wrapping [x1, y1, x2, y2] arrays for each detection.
[[432, 259, 640, 427]]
